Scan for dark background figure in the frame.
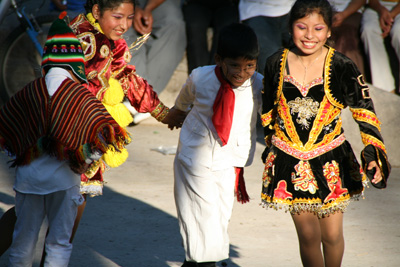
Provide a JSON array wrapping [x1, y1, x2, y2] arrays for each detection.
[[330, 0, 368, 76], [239, 0, 295, 74], [50, 0, 86, 19], [182, 0, 239, 74]]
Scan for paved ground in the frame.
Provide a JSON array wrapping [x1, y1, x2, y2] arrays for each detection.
[[0, 121, 399, 267], [0, 1, 399, 266]]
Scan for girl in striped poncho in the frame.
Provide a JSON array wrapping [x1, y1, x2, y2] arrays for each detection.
[[0, 13, 129, 266]]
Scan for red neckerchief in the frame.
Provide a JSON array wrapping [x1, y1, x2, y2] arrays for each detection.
[[212, 66, 250, 203], [212, 66, 235, 146]]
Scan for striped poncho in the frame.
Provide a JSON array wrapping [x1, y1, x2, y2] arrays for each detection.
[[0, 77, 130, 172]]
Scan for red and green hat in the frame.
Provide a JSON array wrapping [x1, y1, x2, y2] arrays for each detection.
[[42, 12, 87, 83]]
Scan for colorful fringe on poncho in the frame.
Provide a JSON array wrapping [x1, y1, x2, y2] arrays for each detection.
[[0, 77, 130, 172]]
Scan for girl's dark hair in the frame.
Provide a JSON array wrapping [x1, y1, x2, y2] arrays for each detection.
[[85, 0, 136, 14], [216, 23, 259, 60], [288, 0, 333, 34]]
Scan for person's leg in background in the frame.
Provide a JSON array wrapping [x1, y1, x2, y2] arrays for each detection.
[[182, 0, 213, 74], [361, 7, 395, 92], [209, 1, 240, 66], [390, 15, 400, 94], [126, 0, 186, 94], [331, 12, 366, 75], [124, 0, 186, 123]]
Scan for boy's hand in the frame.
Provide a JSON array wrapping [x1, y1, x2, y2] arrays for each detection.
[[70, 162, 90, 174], [162, 106, 187, 130]]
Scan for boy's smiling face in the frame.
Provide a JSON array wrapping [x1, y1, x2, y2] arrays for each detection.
[[215, 56, 257, 88]]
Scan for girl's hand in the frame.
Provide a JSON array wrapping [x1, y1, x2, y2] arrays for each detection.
[[367, 161, 382, 184]]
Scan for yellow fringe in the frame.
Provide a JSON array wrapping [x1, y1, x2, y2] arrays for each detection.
[[103, 78, 124, 105], [103, 146, 129, 168], [103, 102, 133, 128]]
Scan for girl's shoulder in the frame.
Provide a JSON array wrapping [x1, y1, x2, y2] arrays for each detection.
[[328, 47, 361, 76]]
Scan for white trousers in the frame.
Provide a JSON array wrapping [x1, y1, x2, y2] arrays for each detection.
[[361, 3, 400, 92], [174, 152, 235, 263], [8, 186, 83, 267]]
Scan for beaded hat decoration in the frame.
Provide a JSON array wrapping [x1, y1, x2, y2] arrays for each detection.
[[42, 11, 87, 83]]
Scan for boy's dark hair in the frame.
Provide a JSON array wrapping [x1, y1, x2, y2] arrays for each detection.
[[216, 23, 259, 60], [288, 0, 333, 34], [85, 0, 136, 14]]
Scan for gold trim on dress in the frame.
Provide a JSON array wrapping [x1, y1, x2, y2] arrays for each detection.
[[274, 49, 289, 105], [350, 107, 381, 131], [77, 32, 96, 61], [360, 132, 387, 154], [261, 110, 273, 127], [324, 47, 344, 109], [95, 58, 112, 100]]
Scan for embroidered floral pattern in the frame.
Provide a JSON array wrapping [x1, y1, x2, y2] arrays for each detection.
[[323, 160, 340, 183], [292, 160, 318, 194], [323, 161, 348, 202], [273, 180, 293, 201], [288, 97, 319, 129], [262, 152, 276, 187]]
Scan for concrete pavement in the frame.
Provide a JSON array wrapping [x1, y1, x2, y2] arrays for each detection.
[[0, 121, 399, 267], [0, 1, 399, 265]]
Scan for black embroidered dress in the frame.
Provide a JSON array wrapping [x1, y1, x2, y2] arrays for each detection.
[[261, 46, 390, 218]]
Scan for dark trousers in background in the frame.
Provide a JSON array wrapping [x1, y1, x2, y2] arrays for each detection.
[[182, 0, 239, 74]]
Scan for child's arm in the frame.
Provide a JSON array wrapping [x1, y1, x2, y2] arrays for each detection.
[[166, 72, 197, 130], [340, 58, 390, 188]]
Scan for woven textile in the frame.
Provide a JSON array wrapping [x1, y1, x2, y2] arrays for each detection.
[[42, 12, 87, 83], [0, 78, 130, 169]]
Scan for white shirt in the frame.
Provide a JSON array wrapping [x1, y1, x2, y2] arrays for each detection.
[[239, 0, 296, 21], [14, 68, 80, 194], [175, 65, 263, 171]]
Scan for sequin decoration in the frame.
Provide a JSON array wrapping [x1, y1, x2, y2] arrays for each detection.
[[287, 97, 319, 129]]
